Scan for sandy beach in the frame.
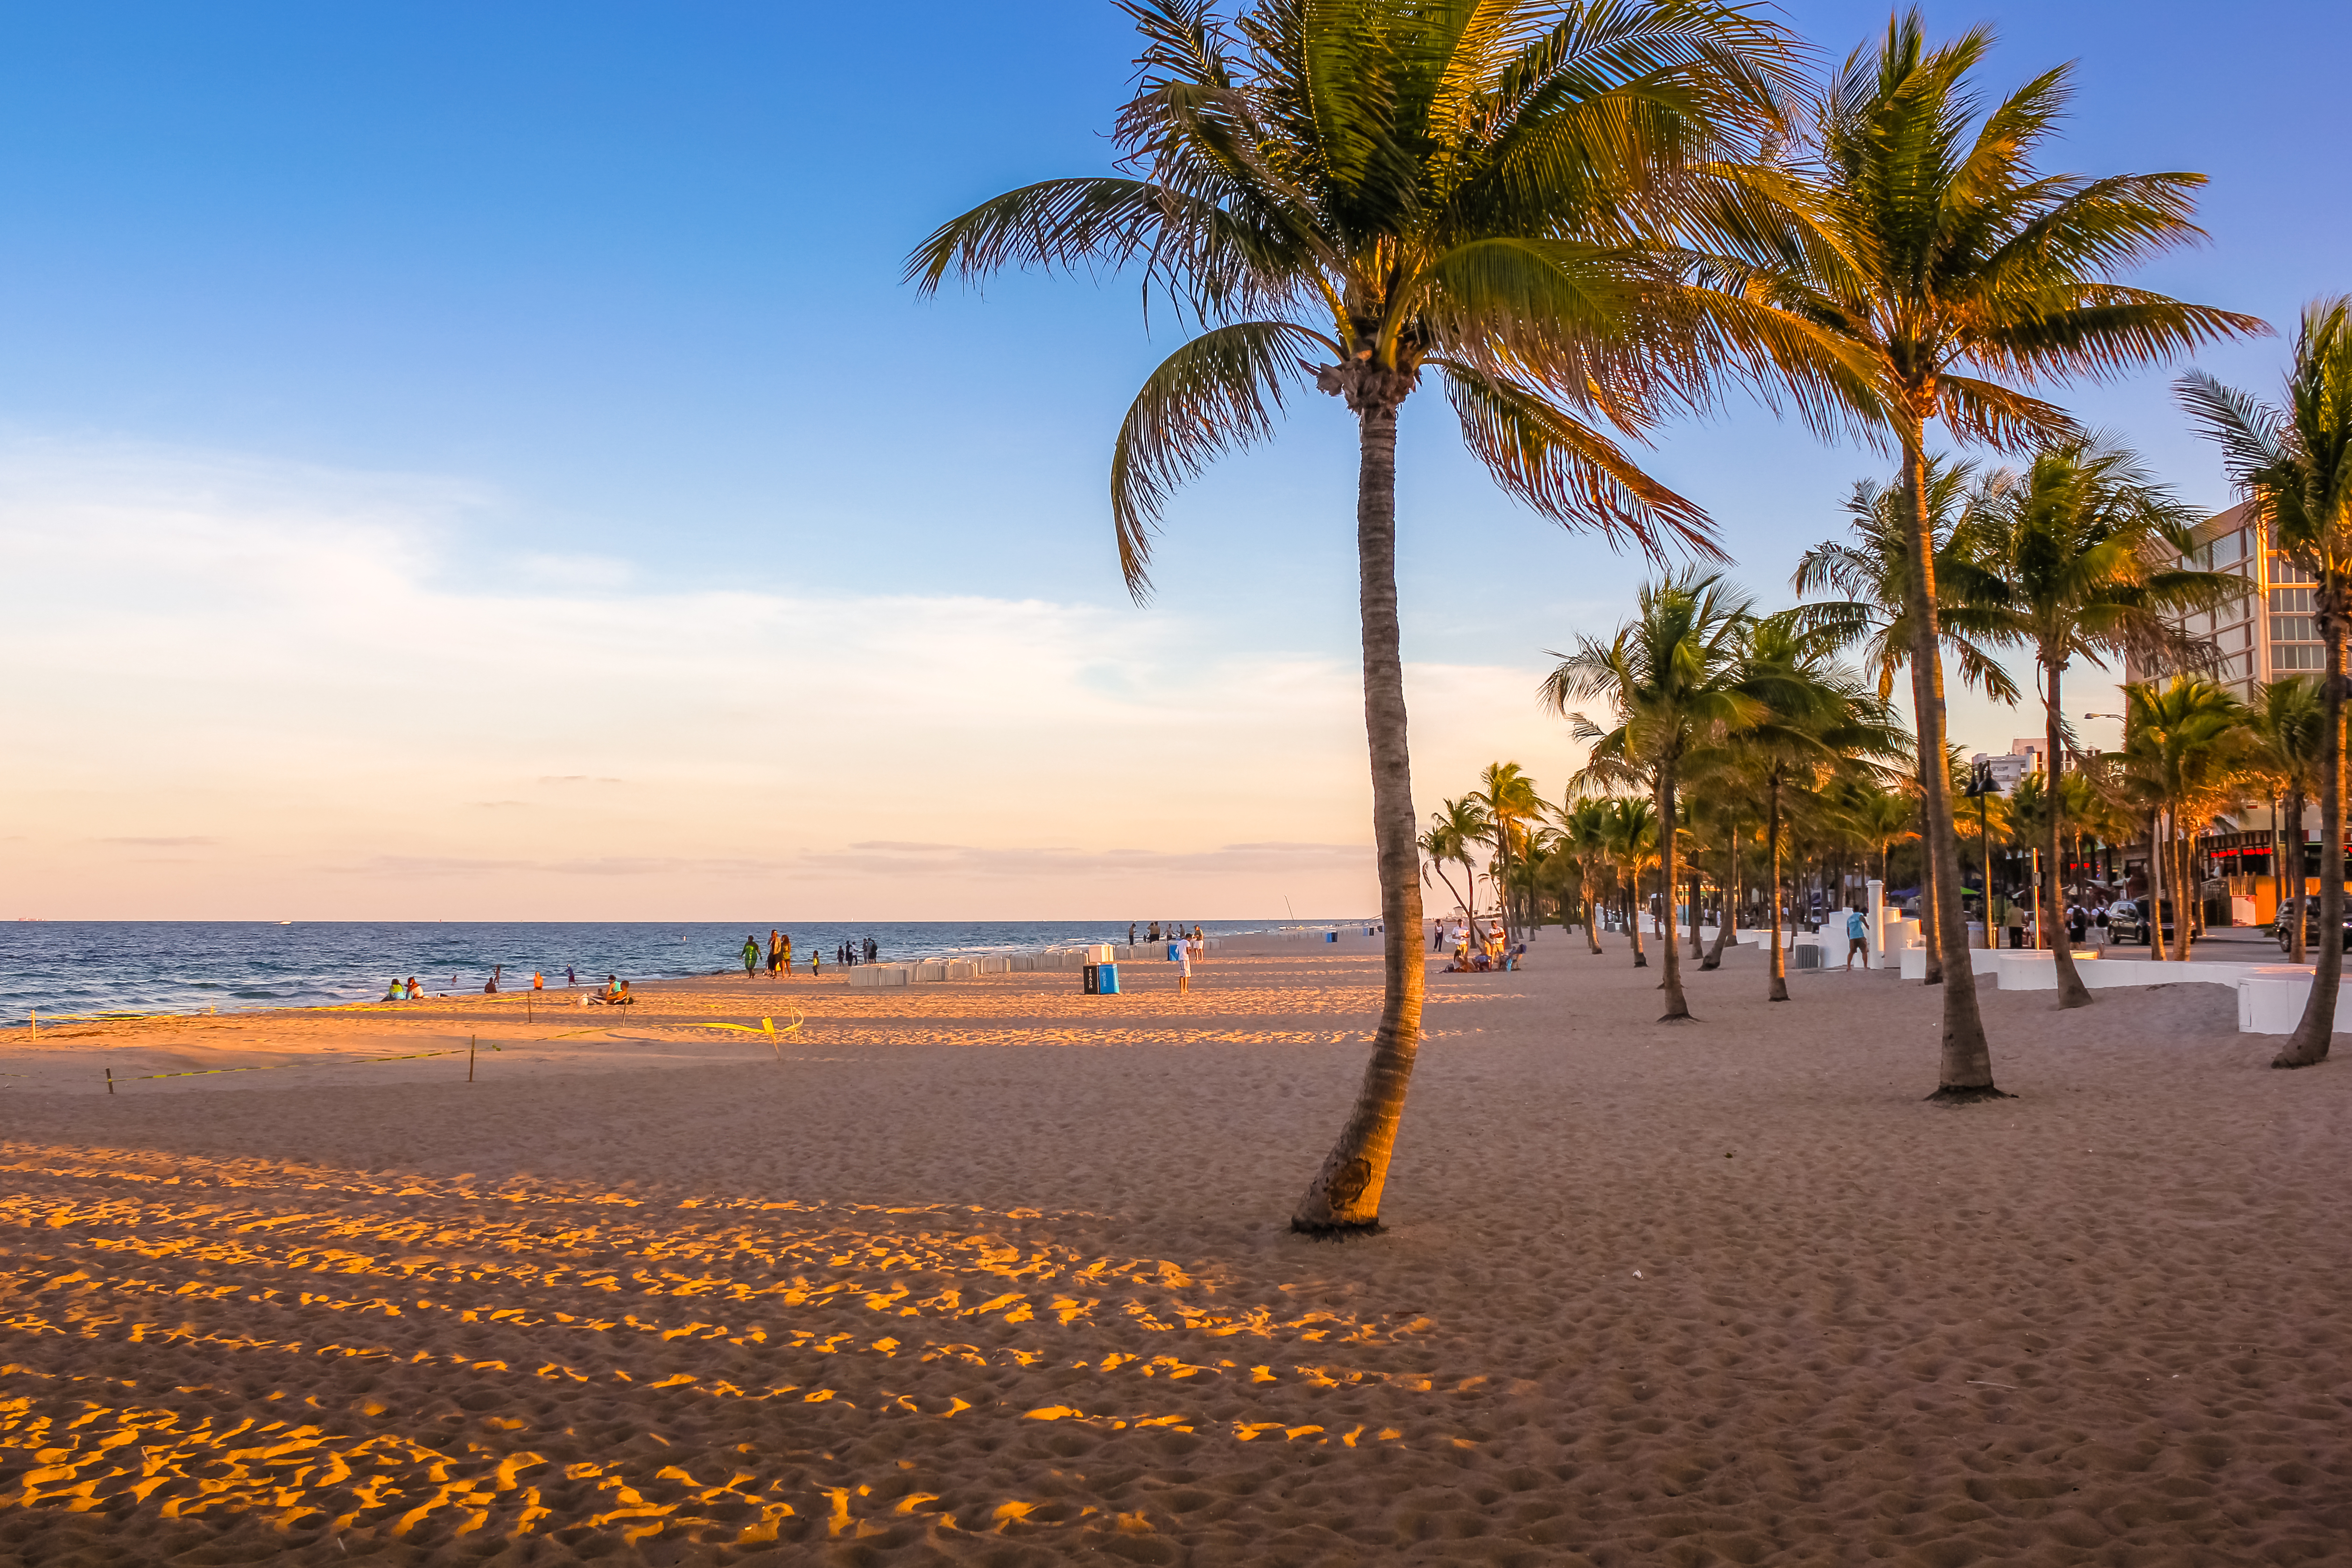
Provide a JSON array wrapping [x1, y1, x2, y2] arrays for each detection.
[[3, 935, 2348, 1565]]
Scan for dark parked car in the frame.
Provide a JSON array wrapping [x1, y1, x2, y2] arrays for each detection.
[[2270, 900, 2352, 953]]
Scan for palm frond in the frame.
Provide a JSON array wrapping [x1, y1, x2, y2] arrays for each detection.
[[1110, 320, 1340, 598]]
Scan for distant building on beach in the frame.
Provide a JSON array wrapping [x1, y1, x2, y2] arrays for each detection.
[[2117, 502, 2334, 927], [1968, 740, 2045, 797]]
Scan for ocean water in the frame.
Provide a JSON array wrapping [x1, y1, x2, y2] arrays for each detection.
[[0, 919, 1348, 1023]]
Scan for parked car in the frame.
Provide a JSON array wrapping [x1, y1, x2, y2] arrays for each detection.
[[2104, 899, 2167, 946], [2270, 900, 2352, 953]]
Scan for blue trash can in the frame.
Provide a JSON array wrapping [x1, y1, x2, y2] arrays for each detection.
[[1084, 963, 1121, 995], [1326, 931, 1338, 943]]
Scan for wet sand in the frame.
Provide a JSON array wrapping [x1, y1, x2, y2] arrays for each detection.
[[3, 936, 2347, 1565]]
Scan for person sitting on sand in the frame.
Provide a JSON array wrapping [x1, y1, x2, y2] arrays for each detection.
[[532, 971, 544, 991], [382, 978, 406, 1001], [587, 974, 620, 1003], [484, 965, 501, 994], [405, 976, 422, 1000], [605, 980, 634, 1005]]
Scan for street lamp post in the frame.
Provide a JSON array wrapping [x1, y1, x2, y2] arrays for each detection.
[[1962, 760, 1999, 949]]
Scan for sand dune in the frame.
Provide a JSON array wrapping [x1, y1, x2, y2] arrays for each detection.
[[3, 937, 2348, 1564]]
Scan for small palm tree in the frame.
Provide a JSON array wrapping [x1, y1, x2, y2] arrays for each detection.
[[1474, 762, 1544, 942], [1693, 614, 1906, 999], [1722, 10, 2266, 1097], [1843, 783, 1922, 887], [915, 0, 1809, 1230], [1417, 796, 1490, 926], [2112, 679, 2255, 962], [2180, 299, 2352, 1066], [1556, 797, 1614, 954], [1969, 439, 2241, 1005], [1792, 458, 2018, 983], [1547, 571, 1762, 1020], [2246, 677, 2325, 963], [1601, 797, 1658, 967]]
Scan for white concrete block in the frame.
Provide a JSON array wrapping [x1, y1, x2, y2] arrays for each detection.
[[1900, 944, 1927, 980], [914, 960, 949, 982]]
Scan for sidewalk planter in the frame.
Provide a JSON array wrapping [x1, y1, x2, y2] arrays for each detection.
[[2237, 973, 2310, 1033], [1900, 944, 1928, 980]]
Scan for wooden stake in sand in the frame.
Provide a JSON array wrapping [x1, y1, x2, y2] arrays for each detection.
[[105, 1067, 113, 1095], [469, 1036, 477, 1082]]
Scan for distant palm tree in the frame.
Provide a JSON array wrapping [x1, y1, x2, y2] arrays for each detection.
[[1969, 439, 2240, 1005], [2246, 678, 2325, 963], [1548, 571, 1761, 1020], [1601, 797, 1658, 968], [1417, 796, 1489, 926], [2112, 679, 2255, 962], [2181, 299, 2352, 1067], [915, 0, 1808, 1230], [1474, 762, 1544, 942], [1556, 797, 1614, 955], [1842, 783, 1921, 887], [1720, 10, 2266, 1097], [1689, 613, 1906, 999], [1793, 459, 2018, 984]]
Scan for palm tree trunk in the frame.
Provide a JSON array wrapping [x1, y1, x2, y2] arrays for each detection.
[[1898, 436, 1998, 1097], [2289, 789, 2307, 964], [1919, 789, 1942, 984], [2283, 597, 2343, 1070], [1584, 873, 1603, 954], [1689, 868, 1705, 958], [2172, 828, 2196, 963], [1703, 825, 1737, 971], [1767, 778, 1789, 1002], [2044, 664, 2092, 1007], [1627, 871, 1646, 966], [1293, 401, 1424, 1233], [2147, 812, 2166, 960], [1658, 769, 1690, 1019]]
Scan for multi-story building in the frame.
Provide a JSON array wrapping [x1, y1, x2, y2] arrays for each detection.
[[1970, 740, 2046, 796], [2122, 501, 2332, 924]]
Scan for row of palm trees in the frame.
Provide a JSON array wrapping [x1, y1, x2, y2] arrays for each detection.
[[921, 0, 2330, 1232]]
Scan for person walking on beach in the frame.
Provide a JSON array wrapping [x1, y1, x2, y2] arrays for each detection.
[[741, 935, 760, 978], [1845, 906, 1869, 971], [1169, 933, 1191, 995], [1127, 923, 1137, 947], [766, 930, 782, 977], [810, 947, 823, 977], [566, 966, 576, 986]]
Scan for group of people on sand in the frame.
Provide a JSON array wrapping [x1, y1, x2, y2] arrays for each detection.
[[1130, 921, 1204, 949], [744, 931, 882, 979], [384, 966, 625, 1002], [1436, 920, 1521, 973]]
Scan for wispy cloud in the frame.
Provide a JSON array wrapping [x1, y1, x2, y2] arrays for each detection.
[[99, 836, 220, 847], [2, 436, 1586, 918]]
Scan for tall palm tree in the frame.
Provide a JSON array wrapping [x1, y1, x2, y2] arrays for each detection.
[[1547, 571, 1761, 1020], [2180, 299, 2352, 1067], [2246, 677, 2325, 963], [914, 0, 1806, 1230], [1719, 11, 2265, 1097], [2112, 678, 2255, 962], [1793, 458, 2019, 982], [1474, 762, 1543, 942], [1968, 440, 2240, 1005]]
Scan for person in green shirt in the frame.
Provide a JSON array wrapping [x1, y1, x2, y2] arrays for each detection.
[[740, 935, 759, 978]]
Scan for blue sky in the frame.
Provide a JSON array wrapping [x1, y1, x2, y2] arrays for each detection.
[[3, 1, 2345, 917]]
